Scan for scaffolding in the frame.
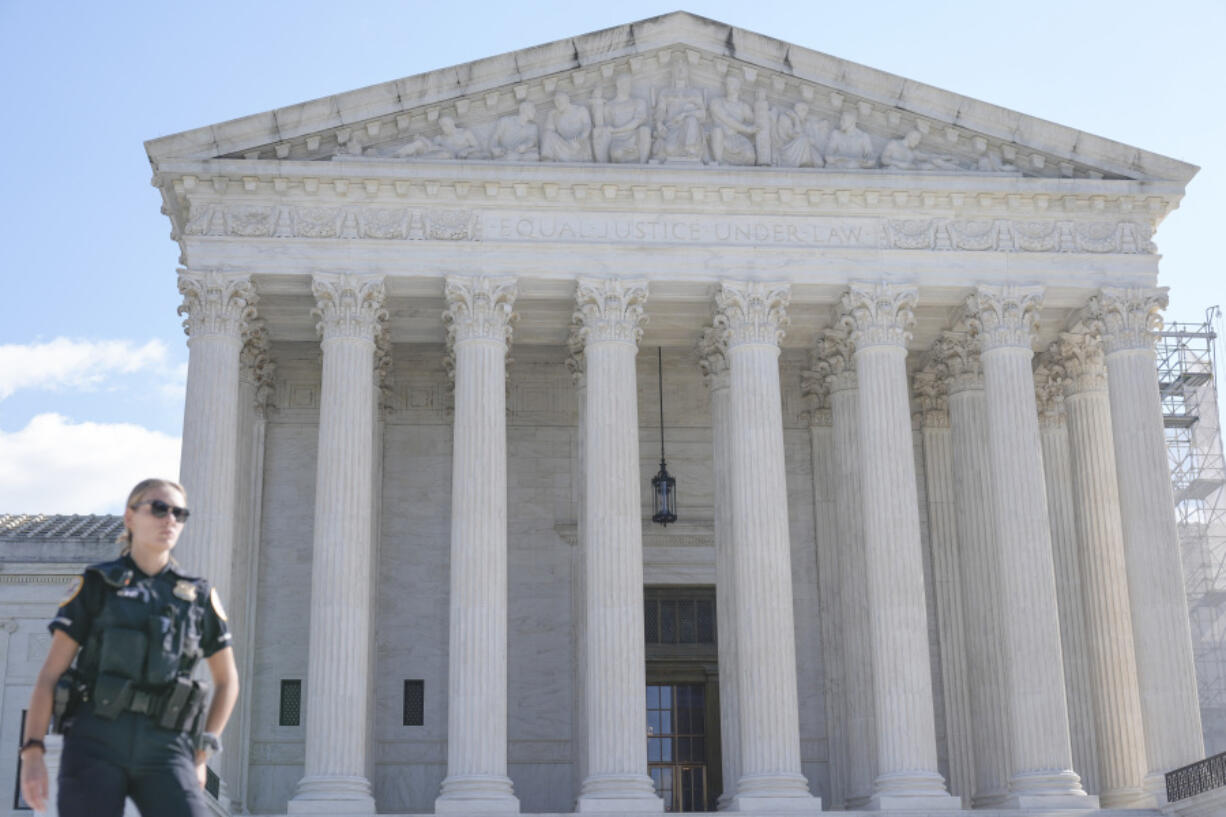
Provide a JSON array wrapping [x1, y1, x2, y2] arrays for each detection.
[[1159, 307, 1226, 754]]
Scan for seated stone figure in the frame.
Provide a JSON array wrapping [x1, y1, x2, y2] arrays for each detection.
[[881, 129, 964, 171], [651, 62, 706, 162], [825, 109, 877, 169], [592, 75, 651, 164], [774, 102, 825, 168], [708, 76, 758, 165], [541, 92, 594, 163], [490, 102, 540, 161]]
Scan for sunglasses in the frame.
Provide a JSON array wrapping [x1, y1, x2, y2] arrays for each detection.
[[134, 499, 191, 523]]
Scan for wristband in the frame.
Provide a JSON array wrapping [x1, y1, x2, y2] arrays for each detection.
[[20, 738, 45, 755]]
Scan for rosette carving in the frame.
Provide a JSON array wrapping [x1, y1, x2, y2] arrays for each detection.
[[1054, 328, 1107, 394], [177, 270, 257, 339], [964, 285, 1043, 351], [929, 330, 982, 394], [714, 280, 791, 350], [571, 277, 649, 347], [1084, 287, 1168, 354], [311, 273, 388, 343], [443, 276, 518, 348], [839, 282, 917, 350], [1032, 351, 1067, 427], [698, 326, 729, 392]]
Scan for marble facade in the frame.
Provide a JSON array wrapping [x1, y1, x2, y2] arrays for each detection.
[[134, 11, 1209, 817]]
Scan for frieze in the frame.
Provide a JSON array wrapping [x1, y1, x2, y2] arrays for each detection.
[[181, 200, 1154, 254]]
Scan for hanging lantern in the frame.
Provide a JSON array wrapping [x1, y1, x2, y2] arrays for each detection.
[[652, 347, 678, 526]]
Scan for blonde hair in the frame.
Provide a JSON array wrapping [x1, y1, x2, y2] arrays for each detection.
[[117, 478, 188, 556]]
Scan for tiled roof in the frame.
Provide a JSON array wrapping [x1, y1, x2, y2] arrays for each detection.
[[0, 514, 124, 542]]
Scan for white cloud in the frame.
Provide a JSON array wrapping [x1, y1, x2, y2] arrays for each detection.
[[0, 338, 171, 400], [0, 414, 180, 514]]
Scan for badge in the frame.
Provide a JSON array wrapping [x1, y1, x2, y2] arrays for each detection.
[[210, 587, 228, 622], [173, 580, 198, 602], [60, 576, 83, 606]]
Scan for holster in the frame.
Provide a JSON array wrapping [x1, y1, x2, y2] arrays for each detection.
[[51, 668, 86, 733], [158, 676, 204, 731], [92, 672, 134, 720]]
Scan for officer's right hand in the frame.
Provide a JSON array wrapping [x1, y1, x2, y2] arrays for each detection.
[[19, 751, 48, 812]]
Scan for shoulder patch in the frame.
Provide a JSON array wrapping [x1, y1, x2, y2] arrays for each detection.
[[59, 576, 83, 607], [210, 587, 228, 622]]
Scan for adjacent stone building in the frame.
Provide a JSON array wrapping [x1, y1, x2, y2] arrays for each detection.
[[1, 12, 1212, 816]]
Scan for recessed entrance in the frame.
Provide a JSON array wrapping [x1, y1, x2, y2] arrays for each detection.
[[645, 587, 720, 812]]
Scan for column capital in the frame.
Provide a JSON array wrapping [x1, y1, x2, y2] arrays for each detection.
[[565, 325, 586, 387], [965, 285, 1043, 352], [573, 277, 648, 346], [444, 275, 518, 348], [839, 282, 917, 351], [177, 269, 257, 340], [715, 280, 791, 350], [914, 364, 950, 428], [239, 319, 276, 415], [1054, 329, 1108, 395], [930, 330, 983, 394], [311, 273, 387, 343], [1084, 287, 1168, 354], [698, 326, 730, 392], [1032, 353, 1067, 428]]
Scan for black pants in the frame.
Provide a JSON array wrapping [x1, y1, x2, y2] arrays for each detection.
[[58, 704, 207, 817]]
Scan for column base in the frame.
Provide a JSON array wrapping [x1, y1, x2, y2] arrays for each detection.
[[1099, 786, 1157, 810], [288, 774, 376, 814], [729, 772, 821, 812], [866, 770, 961, 811], [997, 792, 1099, 809], [435, 774, 520, 813], [1004, 768, 1093, 808], [1143, 770, 1169, 805], [577, 773, 663, 812]]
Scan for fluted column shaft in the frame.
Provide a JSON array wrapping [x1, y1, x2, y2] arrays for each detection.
[[914, 371, 973, 807], [176, 271, 254, 593], [1091, 288, 1204, 794], [841, 283, 958, 810], [1033, 373, 1100, 798], [968, 286, 1090, 807], [813, 331, 876, 808], [715, 281, 817, 812], [1056, 332, 1148, 807], [701, 334, 742, 809], [573, 278, 661, 813], [291, 274, 385, 814], [437, 276, 519, 813]]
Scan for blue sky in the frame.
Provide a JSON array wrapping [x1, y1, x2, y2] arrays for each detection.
[[1, 0, 1223, 513]]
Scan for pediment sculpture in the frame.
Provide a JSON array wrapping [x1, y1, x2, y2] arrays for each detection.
[[350, 56, 1011, 175]]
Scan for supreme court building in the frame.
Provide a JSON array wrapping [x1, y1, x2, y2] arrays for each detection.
[[118, 10, 1214, 816]]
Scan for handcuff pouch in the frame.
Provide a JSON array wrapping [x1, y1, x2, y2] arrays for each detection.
[[92, 673, 134, 720]]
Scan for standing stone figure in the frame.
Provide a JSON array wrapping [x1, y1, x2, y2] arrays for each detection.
[[490, 102, 540, 161], [708, 75, 759, 165], [774, 102, 824, 168], [592, 75, 651, 164], [825, 110, 877, 169], [541, 92, 594, 163], [651, 61, 707, 162]]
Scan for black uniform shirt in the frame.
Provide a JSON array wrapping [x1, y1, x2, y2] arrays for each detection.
[[50, 555, 232, 665]]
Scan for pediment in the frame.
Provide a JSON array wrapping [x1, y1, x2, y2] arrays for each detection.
[[145, 12, 1195, 186]]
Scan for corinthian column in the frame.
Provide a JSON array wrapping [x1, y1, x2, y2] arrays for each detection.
[[290, 273, 386, 815], [1054, 329, 1149, 807], [1088, 288, 1204, 795], [176, 270, 255, 589], [1032, 359, 1099, 798], [913, 362, 973, 807], [840, 283, 958, 810], [812, 329, 876, 808], [699, 330, 742, 809], [966, 285, 1093, 808], [714, 280, 819, 812], [436, 276, 520, 813], [932, 331, 1012, 807], [572, 278, 661, 813]]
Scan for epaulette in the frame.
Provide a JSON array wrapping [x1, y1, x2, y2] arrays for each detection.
[[86, 558, 134, 589]]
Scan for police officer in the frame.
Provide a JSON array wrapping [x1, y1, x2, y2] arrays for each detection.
[[19, 478, 239, 817]]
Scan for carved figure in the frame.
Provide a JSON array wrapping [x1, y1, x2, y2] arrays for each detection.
[[592, 75, 651, 164], [393, 135, 434, 158], [753, 89, 772, 166], [403, 116, 483, 160], [651, 62, 707, 162], [825, 110, 877, 169], [541, 92, 594, 163], [708, 76, 759, 165], [976, 142, 1018, 173], [774, 102, 825, 168], [881, 129, 964, 171], [490, 102, 540, 161]]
